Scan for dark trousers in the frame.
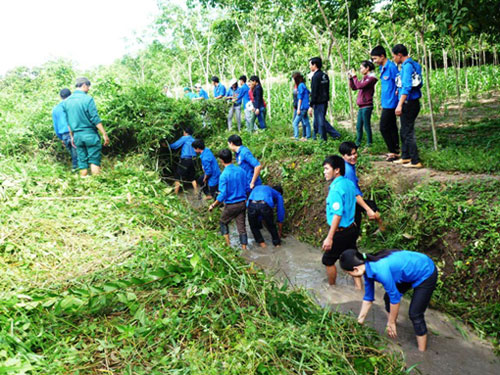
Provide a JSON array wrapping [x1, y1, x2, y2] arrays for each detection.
[[354, 200, 379, 233], [220, 201, 247, 245], [313, 103, 341, 141], [384, 267, 438, 336], [321, 225, 358, 266], [400, 100, 421, 164], [379, 108, 399, 154], [248, 201, 280, 246], [356, 107, 373, 146], [196, 175, 218, 197]]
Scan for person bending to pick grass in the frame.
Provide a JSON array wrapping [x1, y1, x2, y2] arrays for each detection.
[[339, 249, 438, 352], [52, 88, 78, 171], [348, 61, 378, 148], [209, 149, 248, 249], [392, 44, 423, 169], [339, 142, 384, 233], [370, 46, 400, 161], [192, 139, 221, 200], [168, 127, 198, 195], [247, 185, 285, 248], [63, 77, 109, 177], [227, 134, 262, 190], [322, 155, 361, 289], [193, 83, 209, 100]]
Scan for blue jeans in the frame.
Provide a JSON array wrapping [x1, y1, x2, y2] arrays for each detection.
[[255, 107, 266, 129], [356, 106, 373, 146], [292, 110, 311, 139], [312, 103, 341, 141], [61, 133, 78, 169]]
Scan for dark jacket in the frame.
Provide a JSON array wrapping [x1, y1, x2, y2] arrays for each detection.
[[349, 73, 378, 108], [252, 84, 265, 109], [310, 70, 330, 105]]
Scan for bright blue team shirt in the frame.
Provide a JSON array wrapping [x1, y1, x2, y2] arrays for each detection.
[[397, 58, 422, 101], [185, 92, 197, 100], [213, 84, 227, 98], [200, 148, 221, 187], [344, 161, 362, 197], [236, 83, 250, 107], [247, 185, 285, 223], [297, 82, 310, 111], [363, 250, 436, 304], [197, 89, 209, 100], [379, 60, 399, 109], [326, 176, 356, 227], [236, 145, 262, 187], [226, 87, 236, 98], [52, 102, 70, 139], [216, 164, 247, 204], [169, 135, 196, 159]]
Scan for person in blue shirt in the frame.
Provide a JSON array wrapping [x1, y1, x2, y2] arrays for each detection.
[[371, 46, 400, 161], [168, 127, 198, 194], [184, 87, 197, 100], [322, 155, 360, 288], [227, 134, 262, 190], [209, 149, 248, 249], [340, 249, 438, 352], [339, 142, 384, 233], [392, 44, 423, 168], [192, 139, 221, 200], [225, 79, 241, 131], [211, 76, 226, 99], [52, 88, 78, 170], [247, 185, 285, 247], [193, 83, 209, 100], [235, 75, 252, 131], [291, 72, 311, 140]]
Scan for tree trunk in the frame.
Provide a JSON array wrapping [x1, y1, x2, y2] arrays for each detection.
[[450, 36, 463, 123], [443, 48, 448, 75], [494, 47, 498, 65], [420, 33, 438, 151]]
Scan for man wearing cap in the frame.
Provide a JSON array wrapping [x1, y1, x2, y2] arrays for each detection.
[[63, 77, 109, 176], [193, 83, 209, 100], [52, 88, 78, 170], [184, 87, 196, 100], [225, 79, 241, 131], [211, 76, 226, 99]]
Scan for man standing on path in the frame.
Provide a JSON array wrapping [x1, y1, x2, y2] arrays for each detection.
[[211, 76, 226, 99], [322, 155, 361, 289], [63, 77, 109, 177], [227, 134, 262, 190], [52, 88, 78, 171], [370, 46, 400, 161], [392, 44, 423, 169], [247, 185, 285, 248], [192, 139, 221, 200], [209, 149, 248, 249], [308, 57, 341, 141]]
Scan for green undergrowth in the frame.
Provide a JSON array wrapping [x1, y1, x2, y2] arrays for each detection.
[[0, 152, 406, 373]]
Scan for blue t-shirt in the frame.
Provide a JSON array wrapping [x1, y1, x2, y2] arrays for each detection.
[[200, 148, 221, 187], [397, 58, 422, 101], [363, 250, 435, 304], [226, 87, 236, 97], [214, 84, 227, 98], [236, 145, 262, 188], [185, 92, 197, 100], [326, 176, 356, 227], [197, 89, 209, 100], [297, 82, 310, 110], [344, 161, 362, 197], [216, 164, 247, 204], [52, 101, 70, 139], [236, 83, 250, 107], [248, 185, 285, 223], [169, 135, 196, 159], [379, 60, 399, 109]]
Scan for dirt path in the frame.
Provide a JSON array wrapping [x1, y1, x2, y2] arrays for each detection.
[[184, 193, 499, 375]]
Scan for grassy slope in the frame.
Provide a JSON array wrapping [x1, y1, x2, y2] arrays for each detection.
[[0, 152, 405, 374]]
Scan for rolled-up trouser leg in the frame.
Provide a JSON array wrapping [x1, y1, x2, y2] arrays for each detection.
[[239, 234, 248, 245], [220, 222, 229, 235]]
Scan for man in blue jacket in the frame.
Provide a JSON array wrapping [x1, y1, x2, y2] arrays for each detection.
[[211, 76, 226, 99], [192, 139, 221, 200], [392, 44, 423, 168], [247, 185, 285, 247], [209, 149, 248, 249], [370, 46, 400, 161], [227, 134, 262, 190], [52, 88, 78, 170], [168, 127, 198, 194]]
